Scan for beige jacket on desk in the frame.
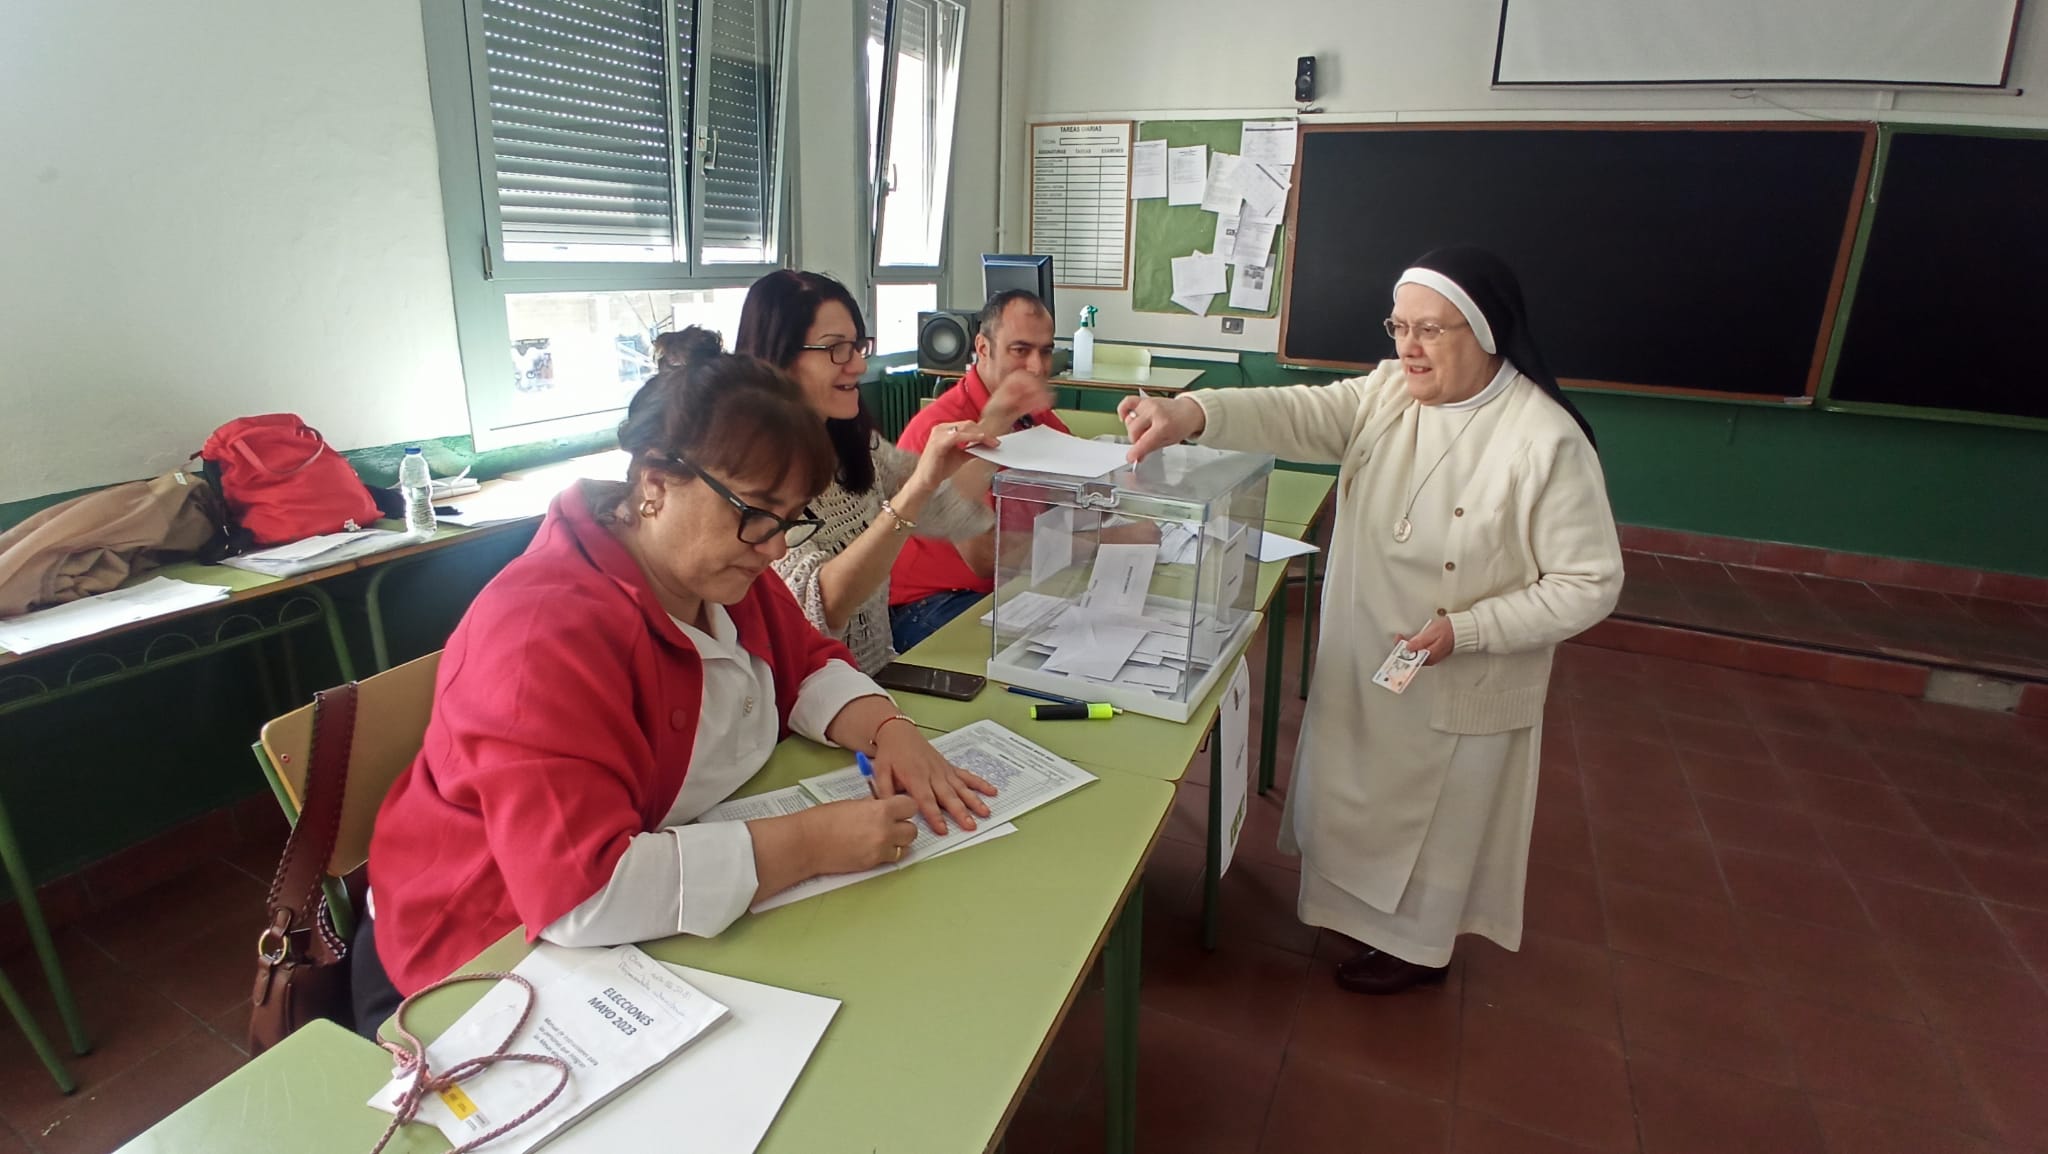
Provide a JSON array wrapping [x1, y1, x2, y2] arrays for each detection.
[[1193, 362, 1622, 892]]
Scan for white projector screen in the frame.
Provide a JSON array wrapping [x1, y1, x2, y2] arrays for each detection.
[[1494, 0, 2023, 88]]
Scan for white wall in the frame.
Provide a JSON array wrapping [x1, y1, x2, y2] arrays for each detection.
[[0, 0, 1009, 505], [0, 0, 468, 504], [1007, 0, 2048, 355]]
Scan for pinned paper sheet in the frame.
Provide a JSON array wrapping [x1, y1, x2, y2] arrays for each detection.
[[1212, 210, 1241, 256], [1241, 163, 1291, 225], [1229, 261, 1274, 312], [1171, 250, 1227, 296], [1240, 120, 1298, 167], [1230, 220, 1276, 269], [1166, 144, 1207, 205], [1171, 290, 1215, 316], [1131, 138, 1167, 199], [1200, 152, 1244, 213]]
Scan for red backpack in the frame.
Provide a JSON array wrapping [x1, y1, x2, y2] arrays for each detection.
[[199, 415, 380, 547]]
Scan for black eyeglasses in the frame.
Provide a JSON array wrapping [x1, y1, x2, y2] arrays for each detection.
[[798, 337, 876, 365], [670, 455, 823, 547]]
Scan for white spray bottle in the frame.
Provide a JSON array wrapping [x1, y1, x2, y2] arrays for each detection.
[[1073, 304, 1097, 378]]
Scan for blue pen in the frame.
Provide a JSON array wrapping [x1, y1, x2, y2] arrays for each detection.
[[855, 751, 881, 799], [1005, 685, 1088, 707]]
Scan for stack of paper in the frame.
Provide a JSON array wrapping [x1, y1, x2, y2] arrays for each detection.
[[368, 944, 733, 1153], [1006, 539, 1253, 695], [0, 577, 230, 654], [696, 720, 1096, 912], [219, 529, 413, 576]]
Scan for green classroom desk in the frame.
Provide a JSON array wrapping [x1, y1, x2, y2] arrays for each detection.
[[124, 740, 1173, 1154]]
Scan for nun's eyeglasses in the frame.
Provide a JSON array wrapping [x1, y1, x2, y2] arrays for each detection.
[[1383, 318, 1471, 344], [798, 337, 876, 365], [668, 455, 824, 547]]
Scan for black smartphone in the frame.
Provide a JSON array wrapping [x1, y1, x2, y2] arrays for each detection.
[[872, 662, 987, 701]]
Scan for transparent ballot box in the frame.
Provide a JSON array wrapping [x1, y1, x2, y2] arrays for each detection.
[[987, 444, 1274, 722]]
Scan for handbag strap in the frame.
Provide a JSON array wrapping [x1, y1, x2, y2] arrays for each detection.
[[260, 682, 359, 966], [231, 424, 329, 478]]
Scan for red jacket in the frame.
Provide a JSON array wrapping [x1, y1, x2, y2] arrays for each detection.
[[888, 366, 1069, 606], [367, 482, 855, 993]]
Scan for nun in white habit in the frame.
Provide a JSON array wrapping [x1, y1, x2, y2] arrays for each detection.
[[1121, 247, 1623, 993]]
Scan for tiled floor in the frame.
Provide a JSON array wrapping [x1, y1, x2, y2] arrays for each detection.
[[3, 593, 2047, 1152], [1615, 549, 2048, 682]]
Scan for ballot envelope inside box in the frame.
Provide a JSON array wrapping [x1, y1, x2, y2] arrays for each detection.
[[988, 443, 1274, 722]]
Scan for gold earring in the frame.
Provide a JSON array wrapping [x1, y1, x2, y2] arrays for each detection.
[[638, 497, 659, 519]]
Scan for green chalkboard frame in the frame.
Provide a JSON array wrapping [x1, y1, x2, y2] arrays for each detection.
[[1131, 120, 1289, 318], [1815, 122, 2048, 432]]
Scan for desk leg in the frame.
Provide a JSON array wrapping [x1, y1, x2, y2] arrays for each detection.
[[1299, 528, 1320, 700], [0, 791, 88, 1056], [1102, 885, 1142, 1154], [365, 566, 394, 674], [0, 964, 72, 1093], [1259, 581, 1286, 796], [1203, 727, 1222, 952], [301, 586, 357, 683]]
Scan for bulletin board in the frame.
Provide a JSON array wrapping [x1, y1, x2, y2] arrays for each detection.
[[1131, 120, 1289, 318]]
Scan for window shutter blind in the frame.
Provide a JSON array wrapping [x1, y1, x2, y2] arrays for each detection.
[[697, 0, 779, 260], [481, 0, 682, 255]]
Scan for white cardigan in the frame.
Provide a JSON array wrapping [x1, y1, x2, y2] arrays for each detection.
[[1194, 361, 1623, 734]]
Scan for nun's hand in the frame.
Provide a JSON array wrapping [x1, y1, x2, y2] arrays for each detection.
[[1118, 395, 1206, 462], [1395, 617, 1455, 667]]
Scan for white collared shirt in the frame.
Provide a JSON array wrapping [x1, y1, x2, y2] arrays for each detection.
[[541, 603, 883, 946]]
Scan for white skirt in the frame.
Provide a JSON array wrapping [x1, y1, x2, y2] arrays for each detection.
[[1290, 720, 1540, 968]]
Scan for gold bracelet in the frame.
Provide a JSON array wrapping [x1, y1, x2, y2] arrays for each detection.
[[879, 499, 917, 533], [872, 713, 917, 750]]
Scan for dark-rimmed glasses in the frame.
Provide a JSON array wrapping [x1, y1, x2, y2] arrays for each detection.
[[798, 337, 876, 364], [670, 455, 823, 547]]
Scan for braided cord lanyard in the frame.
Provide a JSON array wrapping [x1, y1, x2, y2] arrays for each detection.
[[370, 971, 571, 1154]]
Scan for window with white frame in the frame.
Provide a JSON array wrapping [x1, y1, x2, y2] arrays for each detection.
[[865, 0, 965, 352], [421, 0, 788, 448]]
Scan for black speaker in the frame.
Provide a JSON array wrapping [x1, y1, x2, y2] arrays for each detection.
[[1295, 55, 1316, 103], [917, 309, 979, 373]]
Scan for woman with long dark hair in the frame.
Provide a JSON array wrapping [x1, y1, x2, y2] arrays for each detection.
[[735, 270, 995, 672]]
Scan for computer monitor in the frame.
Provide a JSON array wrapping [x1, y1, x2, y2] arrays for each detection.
[[981, 254, 1054, 321]]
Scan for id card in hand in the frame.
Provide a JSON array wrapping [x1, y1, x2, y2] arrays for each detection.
[[1371, 641, 1428, 694]]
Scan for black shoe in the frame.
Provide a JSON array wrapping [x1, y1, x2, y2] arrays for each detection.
[[1333, 946, 1449, 995]]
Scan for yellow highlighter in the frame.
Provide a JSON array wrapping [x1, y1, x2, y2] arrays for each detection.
[[1030, 702, 1120, 721]]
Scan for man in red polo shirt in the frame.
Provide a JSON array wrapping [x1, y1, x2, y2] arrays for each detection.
[[888, 290, 1066, 651]]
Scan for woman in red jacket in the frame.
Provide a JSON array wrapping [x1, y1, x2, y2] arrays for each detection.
[[355, 329, 996, 1028]]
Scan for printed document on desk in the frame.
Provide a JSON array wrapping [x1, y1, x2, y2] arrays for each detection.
[[967, 425, 1131, 479], [0, 576, 229, 655], [219, 529, 411, 576], [548, 958, 839, 1154], [367, 944, 729, 1153]]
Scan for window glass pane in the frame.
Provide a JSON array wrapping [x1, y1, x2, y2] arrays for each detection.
[[697, 0, 782, 264], [482, 0, 680, 262], [877, 0, 965, 268], [502, 287, 751, 424], [865, 0, 890, 192], [873, 282, 938, 354]]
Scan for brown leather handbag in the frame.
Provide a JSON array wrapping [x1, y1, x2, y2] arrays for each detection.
[[249, 682, 360, 1056]]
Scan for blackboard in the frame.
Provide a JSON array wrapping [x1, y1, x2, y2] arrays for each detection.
[[1824, 127, 2048, 426], [1278, 123, 1875, 401]]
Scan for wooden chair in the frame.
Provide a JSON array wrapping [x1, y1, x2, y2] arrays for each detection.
[[250, 650, 442, 939]]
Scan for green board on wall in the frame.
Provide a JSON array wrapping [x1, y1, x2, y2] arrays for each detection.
[[1133, 120, 1287, 318]]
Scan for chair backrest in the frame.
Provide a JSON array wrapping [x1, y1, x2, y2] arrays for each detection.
[[259, 650, 442, 877]]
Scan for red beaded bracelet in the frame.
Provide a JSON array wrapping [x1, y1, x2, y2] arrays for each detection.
[[872, 713, 917, 749]]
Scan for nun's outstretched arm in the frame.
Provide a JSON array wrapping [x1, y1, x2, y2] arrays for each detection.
[[1182, 364, 1390, 464]]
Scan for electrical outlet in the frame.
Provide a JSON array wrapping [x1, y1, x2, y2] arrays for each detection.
[[1221, 317, 1244, 335]]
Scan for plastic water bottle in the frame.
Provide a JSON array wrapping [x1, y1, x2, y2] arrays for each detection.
[[398, 447, 436, 538]]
